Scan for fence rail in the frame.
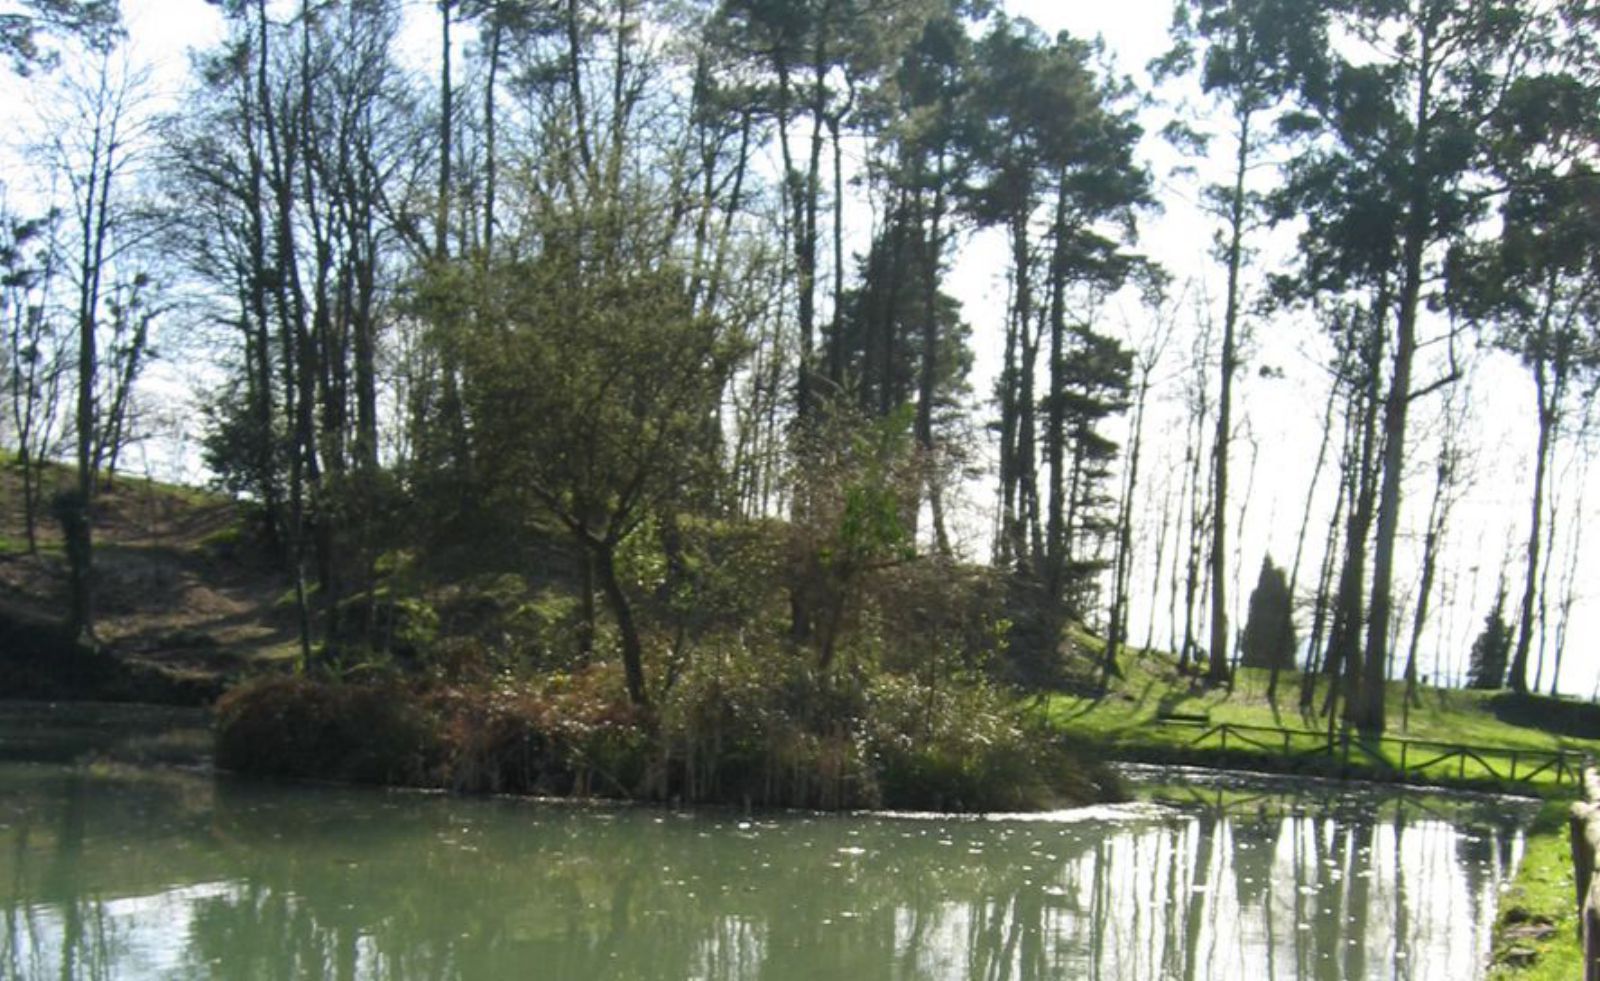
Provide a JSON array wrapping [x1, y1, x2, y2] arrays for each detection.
[[1155, 717, 1583, 786]]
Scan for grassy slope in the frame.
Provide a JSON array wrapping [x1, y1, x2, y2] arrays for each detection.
[[0, 457, 297, 686], [1042, 646, 1600, 790]]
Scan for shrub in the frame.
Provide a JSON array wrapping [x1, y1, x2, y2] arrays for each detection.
[[214, 676, 438, 784], [654, 638, 875, 808], [213, 645, 1119, 812], [866, 672, 1119, 811]]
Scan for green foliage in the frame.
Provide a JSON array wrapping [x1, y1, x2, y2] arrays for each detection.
[[214, 600, 1119, 812], [788, 404, 922, 666], [214, 677, 439, 785], [436, 665, 649, 796], [1240, 555, 1297, 670], [830, 216, 974, 415], [1468, 594, 1514, 690], [656, 636, 875, 808], [867, 672, 1119, 811], [1488, 797, 1581, 979], [431, 234, 740, 548], [627, 515, 789, 667], [412, 190, 750, 705], [198, 376, 281, 509], [422, 576, 589, 675]]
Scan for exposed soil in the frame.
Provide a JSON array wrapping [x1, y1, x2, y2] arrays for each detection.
[[0, 461, 295, 702]]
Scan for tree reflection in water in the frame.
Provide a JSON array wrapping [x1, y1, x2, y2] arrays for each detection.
[[0, 761, 1534, 980]]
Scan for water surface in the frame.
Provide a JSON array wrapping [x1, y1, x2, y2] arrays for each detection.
[[0, 704, 1535, 979]]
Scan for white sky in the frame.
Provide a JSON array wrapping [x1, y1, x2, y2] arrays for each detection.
[[5, 0, 1589, 697]]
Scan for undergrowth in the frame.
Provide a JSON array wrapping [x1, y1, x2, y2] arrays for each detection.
[[215, 652, 1120, 812]]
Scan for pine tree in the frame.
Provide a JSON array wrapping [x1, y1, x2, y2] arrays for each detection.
[[1240, 555, 1296, 671], [1466, 594, 1512, 691]]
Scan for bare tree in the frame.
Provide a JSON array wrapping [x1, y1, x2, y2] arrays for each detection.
[[40, 44, 157, 642]]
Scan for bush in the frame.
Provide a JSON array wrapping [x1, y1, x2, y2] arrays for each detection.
[[655, 639, 875, 808], [214, 676, 439, 784], [213, 642, 1120, 813], [865, 673, 1117, 811]]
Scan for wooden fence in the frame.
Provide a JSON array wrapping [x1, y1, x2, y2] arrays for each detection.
[[1156, 716, 1583, 787]]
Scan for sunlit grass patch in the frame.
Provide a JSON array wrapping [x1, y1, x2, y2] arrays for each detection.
[[1489, 798, 1582, 979]]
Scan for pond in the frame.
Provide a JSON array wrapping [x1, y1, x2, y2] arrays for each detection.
[[0, 703, 1537, 979]]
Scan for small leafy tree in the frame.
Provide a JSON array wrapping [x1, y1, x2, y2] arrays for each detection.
[[1466, 593, 1512, 691], [431, 211, 744, 708], [788, 403, 921, 671]]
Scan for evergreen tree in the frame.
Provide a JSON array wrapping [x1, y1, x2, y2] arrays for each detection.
[[1466, 593, 1512, 690], [1273, 0, 1546, 731], [1240, 555, 1296, 670]]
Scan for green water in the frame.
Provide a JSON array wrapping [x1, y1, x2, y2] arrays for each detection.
[[0, 704, 1536, 980]]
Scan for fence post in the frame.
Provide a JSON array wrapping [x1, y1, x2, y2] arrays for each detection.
[[1574, 802, 1596, 939], [1569, 766, 1600, 979]]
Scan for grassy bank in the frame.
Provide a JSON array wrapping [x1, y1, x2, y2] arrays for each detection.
[[0, 457, 301, 701], [1489, 797, 1582, 979], [1040, 648, 1600, 792]]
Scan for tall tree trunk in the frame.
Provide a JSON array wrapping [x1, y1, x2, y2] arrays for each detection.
[[1353, 30, 1440, 733], [1104, 359, 1152, 682], [436, 0, 453, 260], [1045, 175, 1069, 602], [916, 152, 951, 556], [481, 12, 500, 258], [1146, 478, 1173, 654], [1207, 108, 1251, 686], [827, 111, 846, 391], [1300, 452, 1348, 710], [1328, 323, 1384, 721], [259, 0, 314, 669], [1000, 214, 1033, 568], [1278, 377, 1339, 702], [1401, 449, 1451, 729], [1510, 354, 1558, 693], [1550, 483, 1583, 696]]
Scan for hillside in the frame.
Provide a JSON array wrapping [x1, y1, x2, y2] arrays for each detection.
[[0, 459, 294, 701]]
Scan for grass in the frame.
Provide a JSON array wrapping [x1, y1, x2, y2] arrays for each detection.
[[1488, 797, 1583, 979], [1040, 648, 1600, 791]]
